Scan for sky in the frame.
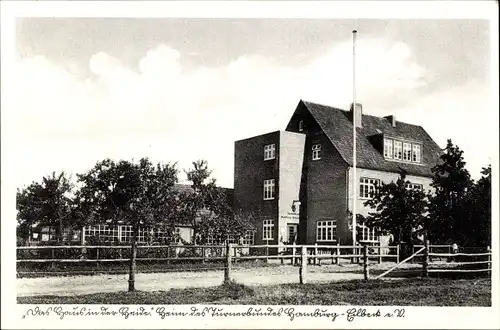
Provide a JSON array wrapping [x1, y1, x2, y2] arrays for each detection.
[[8, 18, 494, 189]]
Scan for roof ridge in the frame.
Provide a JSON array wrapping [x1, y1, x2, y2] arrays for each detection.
[[301, 99, 424, 128]]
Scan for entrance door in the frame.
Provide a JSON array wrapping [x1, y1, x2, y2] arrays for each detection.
[[287, 224, 298, 244]]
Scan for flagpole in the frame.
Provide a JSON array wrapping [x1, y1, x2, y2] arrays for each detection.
[[352, 29, 357, 251]]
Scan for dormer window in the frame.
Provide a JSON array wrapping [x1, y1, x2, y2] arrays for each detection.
[[298, 120, 304, 132], [384, 137, 422, 164], [394, 141, 403, 160], [384, 139, 393, 158], [403, 143, 412, 161], [412, 144, 421, 162]]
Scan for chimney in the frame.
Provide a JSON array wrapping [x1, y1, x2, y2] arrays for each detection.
[[350, 102, 362, 128], [384, 115, 396, 127]]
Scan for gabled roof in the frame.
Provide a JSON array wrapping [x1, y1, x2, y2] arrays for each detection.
[[292, 100, 443, 177]]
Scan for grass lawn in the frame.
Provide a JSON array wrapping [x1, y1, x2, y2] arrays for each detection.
[[18, 277, 491, 306]]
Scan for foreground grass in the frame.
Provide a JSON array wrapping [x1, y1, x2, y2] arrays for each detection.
[[18, 277, 490, 306]]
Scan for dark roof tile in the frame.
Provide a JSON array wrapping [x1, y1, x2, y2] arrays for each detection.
[[298, 100, 443, 177]]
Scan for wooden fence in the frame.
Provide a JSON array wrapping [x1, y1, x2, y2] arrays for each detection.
[[17, 243, 399, 280]]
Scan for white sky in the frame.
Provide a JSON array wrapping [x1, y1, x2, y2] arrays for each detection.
[[4, 16, 496, 189]]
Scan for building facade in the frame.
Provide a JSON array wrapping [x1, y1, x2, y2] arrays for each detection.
[[234, 100, 442, 246]]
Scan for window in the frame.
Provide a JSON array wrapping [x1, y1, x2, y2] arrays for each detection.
[[412, 144, 421, 163], [174, 227, 181, 244], [403, 142, 412, 161], [316, 220, 336, 242], [263, 179, 275, 200], [298, 120, 304, 132], [393, 141, 403, 160], [384, 139, 393, 159], [384, 138, 422, 164], [358, 224, 377, 242], [86, 225, 120, 243], [263, 220, 274, 240], [312, 144, 321, 160], [264, 144, 276, 160], [359, 178, 380, 199], [406, 182, 423, 190], [242, 230, 255, 245]]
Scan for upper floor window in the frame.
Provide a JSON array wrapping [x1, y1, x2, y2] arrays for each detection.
[[263, 179, 275, 200], [403, 142, 412, 161], [359, 177, 380, 199], [412, 144, 421, 162], [393, 141, 403, 160], [384, 138, 422, 164], [384, 139, 393, 159], [406, 182, 423, 191], [298, 120, 304, 132], [264, 144, 276, 160], [263, 219, 274, 240], [312, 144, 322, 160], [316, 220, 336, 242]]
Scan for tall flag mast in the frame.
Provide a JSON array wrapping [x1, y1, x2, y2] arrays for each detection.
[[352, 29, 358, 248]]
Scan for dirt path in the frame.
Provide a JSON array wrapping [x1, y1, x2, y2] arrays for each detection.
[[17, 263, 418, 297]]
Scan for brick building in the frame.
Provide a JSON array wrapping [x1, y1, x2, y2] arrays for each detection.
[[233, 100, 443, 246]]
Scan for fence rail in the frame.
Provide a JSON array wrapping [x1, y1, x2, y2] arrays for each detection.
[[417, 244, 492, 275], [17, 243, 490, 284], [17, 243, 399, 263]]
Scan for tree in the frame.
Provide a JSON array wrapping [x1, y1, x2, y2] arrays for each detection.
[[182, 160, 232, 244], [363, 172, 429, 256], [181, 160, 253, 245], [16, 171, 73, 244], [428, 139, 473, 244], [196, 210, 256, 245], [76, 158, 179, 291], [462, 165, 491, 247]]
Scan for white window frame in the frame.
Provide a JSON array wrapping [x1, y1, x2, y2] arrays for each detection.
[[403, 142, 412, 161], [316, 220, 336, 242], [412, 144, 421, 163], [263, 220, 274, 240], [358, 224, 377, 242], [298, 120, 304, 132], [242, 230, 255, 245], [263, 144, 276, 161], [393, 141, 403, 160], [263, 179, 275, 200], [359, 177, 380, 199], [312, 144, 321, 160], [384, 138, 393, 159], [406, 182, 423, 190]]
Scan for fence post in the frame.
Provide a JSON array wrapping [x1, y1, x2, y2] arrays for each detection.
[[314, 243, 318, 265], [396, 244, 400, 264], [487, 246, 491, 277], [422, 239, 429, 278], [266, 243, 269, 263], [336, 241, 340, 265], [96, 247, 100, 269], [166, 246, 170, 265], [299, 245, 307, 284], [50, 247, 56, 270], [363, 244, 369, 281], [224, 243, 232, 284], [378, 236, 382, 264]]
